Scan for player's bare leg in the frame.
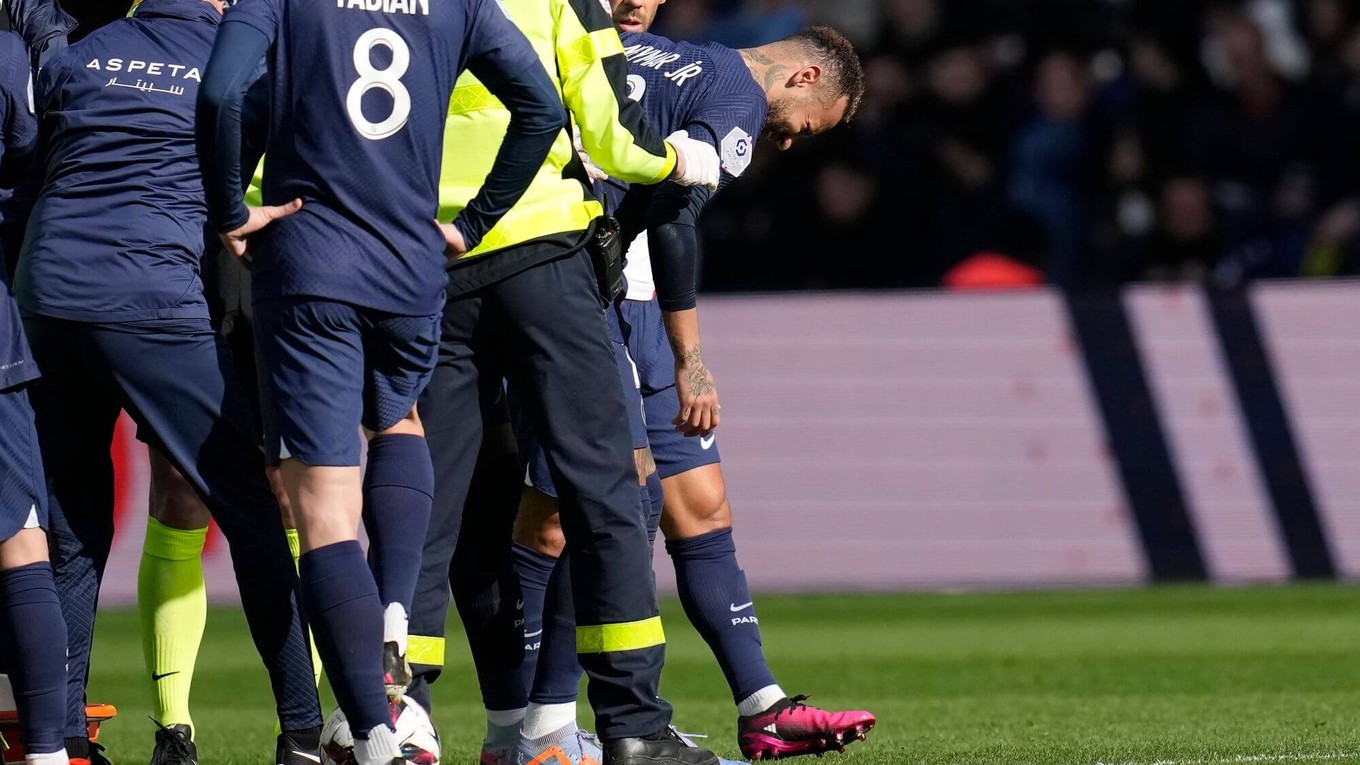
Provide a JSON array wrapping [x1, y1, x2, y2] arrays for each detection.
[[661, 464, 875, 760], [281, 416, 399, 765]]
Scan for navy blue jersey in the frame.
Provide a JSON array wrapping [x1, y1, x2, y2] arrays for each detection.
[[219, 0, 546, 316], [604, 32, 766, 311], [614, 32, 765, 199], [0, 31, 38, 390], [15, 0, 220, 323]]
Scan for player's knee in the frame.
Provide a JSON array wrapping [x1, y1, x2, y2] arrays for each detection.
[[267, 466, 296, 528], [512, 488, 565, 558], [374, 405, 424, 438], [148, 449, 210, 530], [633, 446, 655, 486], [280, 463, 363, 550], [660, 467, 732, 540], [0, 527, 51, 570]]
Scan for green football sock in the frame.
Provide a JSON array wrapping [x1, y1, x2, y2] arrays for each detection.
[[138, 517, 208, 735]]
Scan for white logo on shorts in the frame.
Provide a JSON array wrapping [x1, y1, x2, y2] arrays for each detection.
[[700, 434, 716, 450]]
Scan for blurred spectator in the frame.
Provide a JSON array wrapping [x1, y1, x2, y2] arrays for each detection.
[[1007, 51, 1096, 287], [1186, 9, 1314, 277], [1144, 175, 1221, 282], [914, 39, 1015, 280], [705, 0, 805, 47]]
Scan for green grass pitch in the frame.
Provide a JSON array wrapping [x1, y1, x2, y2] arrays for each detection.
[[84, 585, 1360, 764]]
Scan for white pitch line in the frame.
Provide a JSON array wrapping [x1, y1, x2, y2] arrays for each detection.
[[1095, 754, 1360, 765]]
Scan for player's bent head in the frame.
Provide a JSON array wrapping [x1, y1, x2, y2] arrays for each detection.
[[764, 26, 865, 150]]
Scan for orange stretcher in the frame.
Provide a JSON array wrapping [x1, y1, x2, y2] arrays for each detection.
[[0, 703, 117, 763]]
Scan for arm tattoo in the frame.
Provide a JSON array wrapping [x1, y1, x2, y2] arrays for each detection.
[[678, 347, 715, 399]]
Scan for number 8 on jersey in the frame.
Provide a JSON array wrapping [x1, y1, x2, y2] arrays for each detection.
[[347, 28, 411, 140]]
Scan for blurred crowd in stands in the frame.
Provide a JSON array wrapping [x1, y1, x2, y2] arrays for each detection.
[[663, 0, 1360, 291], [30, 0, 1360, 291]]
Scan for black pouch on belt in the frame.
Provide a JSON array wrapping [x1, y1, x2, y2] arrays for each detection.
[[586, 215, 625, 303]]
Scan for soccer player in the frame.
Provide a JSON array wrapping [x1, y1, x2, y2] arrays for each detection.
[[513, 8, 876, 761], [195, 0, 565, 762], [0, 26, 70, 765], [13, 0, 325, 763], [396, 0, 723, 762]]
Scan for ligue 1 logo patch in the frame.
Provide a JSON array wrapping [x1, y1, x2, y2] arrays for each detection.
[[721, 126, 752, 177]]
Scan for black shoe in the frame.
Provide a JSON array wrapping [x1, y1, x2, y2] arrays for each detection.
[[602, 728, 719, 765], [149, 723, 197, 765], [382, 641, 412, 700], [276, 726, 323, 765]]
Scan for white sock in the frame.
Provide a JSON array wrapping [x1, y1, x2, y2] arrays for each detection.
[[487, 707, 526, 729], [737, 684, 787, 717], [383, 602, 409, 654], [521, 701, 577, 739], [354, 725, 401, 765], [25, 749, 69, 765]]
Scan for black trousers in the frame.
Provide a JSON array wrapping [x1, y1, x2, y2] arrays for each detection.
[[409, 249, 669, 739]]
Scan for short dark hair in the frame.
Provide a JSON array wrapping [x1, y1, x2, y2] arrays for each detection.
[[786, 26, 865, 123]]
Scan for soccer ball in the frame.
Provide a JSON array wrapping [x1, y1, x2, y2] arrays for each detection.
[[319, 696, 440, 765]]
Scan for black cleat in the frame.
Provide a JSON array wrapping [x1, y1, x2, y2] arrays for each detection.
[[602, 728, 719, 765], [277, 725, 323, 765], [149, 723, 197, 765], [382, 641, 412, 700]]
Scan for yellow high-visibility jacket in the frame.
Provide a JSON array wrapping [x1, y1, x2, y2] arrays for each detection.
[[439, 0, 674, 261]]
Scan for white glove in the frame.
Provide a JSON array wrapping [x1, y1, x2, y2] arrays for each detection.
[[573, 126, 608, 183], [666, 130, 720, 190]]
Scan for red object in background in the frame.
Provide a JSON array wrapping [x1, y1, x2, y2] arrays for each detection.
[[109, 415, 137, 545], [110, 414, 222, 554], [942, 252, 1045, 291]]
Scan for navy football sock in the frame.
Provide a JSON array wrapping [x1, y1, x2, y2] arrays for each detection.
[[0, 563, 68, 754], [299, 542, 391, 736], [362, 433, 434, 620], [47, 498, 110, 739], [667, 528, 777, 702], [644, 472, 663, 549], [452, 450, 526, 712], [511, 543, 554, 695], [529, 551, 583, 705], [455, 566, 526, 712]]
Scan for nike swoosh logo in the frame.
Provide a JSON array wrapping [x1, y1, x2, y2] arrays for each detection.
[[525, 629, 544, 637], [152, 671, 180, 681], [292, 753, 322, 763], [700, 435, 715, 450], [729, 602, 753, 612]]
